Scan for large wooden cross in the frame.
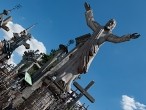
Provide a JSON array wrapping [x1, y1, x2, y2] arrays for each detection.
[[68, 80, 95, 109]]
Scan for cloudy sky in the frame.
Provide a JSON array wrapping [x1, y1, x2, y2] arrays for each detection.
[[0, 0, 146, 110]]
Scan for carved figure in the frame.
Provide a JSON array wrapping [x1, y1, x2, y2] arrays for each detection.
[[55, 2, 140, 91]]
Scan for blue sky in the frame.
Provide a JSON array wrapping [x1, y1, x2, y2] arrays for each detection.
[[0, 0, 146, 110]]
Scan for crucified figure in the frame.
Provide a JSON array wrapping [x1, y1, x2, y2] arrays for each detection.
[[53, 2, 140, 92]]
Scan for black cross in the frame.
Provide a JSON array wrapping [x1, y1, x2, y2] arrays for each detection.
[[68, 80, 95, 109], [73, 80, 95, 103]]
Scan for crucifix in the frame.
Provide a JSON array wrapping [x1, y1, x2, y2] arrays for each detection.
[[54, 2, 140, 92], [68, 80, 95, 109]]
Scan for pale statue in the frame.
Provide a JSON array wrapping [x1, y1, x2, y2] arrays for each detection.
[[54, 2, 140, 92]]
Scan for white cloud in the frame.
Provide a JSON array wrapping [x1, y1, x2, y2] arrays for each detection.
[[1, 21, 46, 64], [7, 53, 16, 66], [121, 95, 146, 110], [2, 22, 24, 40]]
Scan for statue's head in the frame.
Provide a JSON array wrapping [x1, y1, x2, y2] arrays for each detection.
[[104, 19, 116, 31]]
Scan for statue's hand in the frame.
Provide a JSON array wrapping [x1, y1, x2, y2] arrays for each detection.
[[130, 33, 140, 39], [84, 2, 91, 11]]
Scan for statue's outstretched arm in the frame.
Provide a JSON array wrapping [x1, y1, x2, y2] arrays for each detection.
[[106, 33, 140, 43], [84, 2, 101, 32]]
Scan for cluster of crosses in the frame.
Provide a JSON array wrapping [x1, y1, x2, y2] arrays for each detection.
[[0, 2, 140, 110]]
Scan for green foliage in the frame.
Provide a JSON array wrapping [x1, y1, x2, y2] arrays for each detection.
[[41, 49, 58, 64], [18, 63, 30, 73], [41, 54, 51, 64], [27, 64, 39, 75]]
